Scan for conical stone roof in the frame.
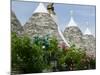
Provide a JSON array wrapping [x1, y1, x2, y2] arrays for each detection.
[[23, 13, 57, 36], [64, 26, 83, 48], [82, 28, 96, 57], [23, 4, 66, 44], [11, 11, 23, 35], [64, 11, 83, 48]]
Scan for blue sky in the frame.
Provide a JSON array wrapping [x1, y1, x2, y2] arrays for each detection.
[[11, 1, 96, 36]]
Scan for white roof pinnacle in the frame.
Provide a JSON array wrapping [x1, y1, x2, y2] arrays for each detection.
[[34, 3, 48, 13], [84, 22, 92, 35], [84, 27, 92, 35], [67, 10, 78, 27]]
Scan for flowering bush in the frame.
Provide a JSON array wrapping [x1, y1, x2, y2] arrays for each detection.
[[11, 33, 96, 74], [57, 44, 96, 71]]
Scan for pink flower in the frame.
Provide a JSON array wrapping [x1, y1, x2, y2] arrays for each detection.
[[58, 42, 68, 51]]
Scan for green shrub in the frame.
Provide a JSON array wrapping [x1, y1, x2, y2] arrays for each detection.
[[11, 33, 96, 73]]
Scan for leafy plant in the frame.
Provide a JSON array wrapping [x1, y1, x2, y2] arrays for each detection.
[[11, 33, 96, 74]]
